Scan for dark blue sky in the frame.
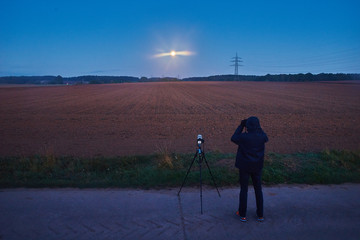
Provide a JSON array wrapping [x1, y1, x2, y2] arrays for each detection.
[[1, 0, 359, 77]]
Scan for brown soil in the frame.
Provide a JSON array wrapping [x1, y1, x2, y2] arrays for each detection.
[[0, 81, 359, 157]]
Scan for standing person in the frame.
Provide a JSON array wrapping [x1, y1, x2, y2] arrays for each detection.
[[231, 116, 268, 222]]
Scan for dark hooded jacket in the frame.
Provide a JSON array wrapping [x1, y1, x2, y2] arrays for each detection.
[[231, 116, 268, 172]]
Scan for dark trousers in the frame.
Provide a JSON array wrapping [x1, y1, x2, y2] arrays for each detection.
[[238, 169, 263, 217]]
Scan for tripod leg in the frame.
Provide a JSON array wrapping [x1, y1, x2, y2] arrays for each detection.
[[203, 154, 221, 198], [178, 152, 198, 196], [199, 153, 203, 214]]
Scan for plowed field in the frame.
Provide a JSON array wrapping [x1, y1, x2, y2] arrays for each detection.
[[0, 81, 359, 157]]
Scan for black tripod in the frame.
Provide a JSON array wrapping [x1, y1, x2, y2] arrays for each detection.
[[177, 138, 221, 214]]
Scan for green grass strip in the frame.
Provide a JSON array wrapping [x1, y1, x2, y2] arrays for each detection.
[[0, 150, 359, 188]]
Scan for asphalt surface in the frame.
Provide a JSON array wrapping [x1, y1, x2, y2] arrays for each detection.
[[0, 184, 359, 240]]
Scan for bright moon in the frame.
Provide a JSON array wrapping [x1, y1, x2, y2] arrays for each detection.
[[153, 50, 195, 58]]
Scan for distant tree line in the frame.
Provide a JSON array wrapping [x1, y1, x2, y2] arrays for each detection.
[[0, 73, 359, 85], [182, 73, 360, 82], [72, 76, 139, 84], [0, 75, 61, 84], [0, 75, 140, 85]]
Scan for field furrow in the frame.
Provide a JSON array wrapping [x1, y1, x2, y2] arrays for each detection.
[[0, 81, 359, 156]]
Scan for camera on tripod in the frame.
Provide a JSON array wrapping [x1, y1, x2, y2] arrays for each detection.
[[197, 134, 204, 147], [178, 134, 221, 214]]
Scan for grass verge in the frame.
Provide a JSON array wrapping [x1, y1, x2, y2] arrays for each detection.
[[0, 150, 359, 188]]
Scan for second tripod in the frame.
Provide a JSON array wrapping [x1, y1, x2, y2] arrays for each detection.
[[178, 135, 221, 214]]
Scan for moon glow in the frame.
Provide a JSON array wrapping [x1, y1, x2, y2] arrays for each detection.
[[153, 50, 195, 58]]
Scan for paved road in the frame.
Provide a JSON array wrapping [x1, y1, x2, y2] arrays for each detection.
[[0, 184, 359, 240]]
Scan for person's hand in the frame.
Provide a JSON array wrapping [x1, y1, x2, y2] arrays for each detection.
[[241, 119, 247, 127]]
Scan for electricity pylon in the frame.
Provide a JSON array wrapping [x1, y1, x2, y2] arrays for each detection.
[[230, 53, 243, 77]]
